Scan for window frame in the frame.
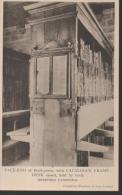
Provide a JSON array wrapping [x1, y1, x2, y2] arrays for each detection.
[[33, 48, 71, 99]]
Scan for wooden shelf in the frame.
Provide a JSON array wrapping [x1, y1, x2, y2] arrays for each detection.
[[7, 127, 30, 143], [77, 99, 114, 139], [77, 140, 112, 153]]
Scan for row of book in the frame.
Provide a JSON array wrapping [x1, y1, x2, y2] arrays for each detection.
[[77, 151, 88, 166], [77, 59, 113, 106], [80, 38, 102, 66], [82, 132, 113, 146]]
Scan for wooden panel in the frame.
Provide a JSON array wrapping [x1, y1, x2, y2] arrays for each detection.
[[43, 129, 55, 166], [30, 99, 76, 166], [36, 57, 50, 94], [44, 17, 75, 47], [3, 49, 29, 112], [31, 17, 75, 49], [31, 23, 45, 48], [30, 113, 45, 166], [32, 99, 45, 115], [53, 55, 67, 95]]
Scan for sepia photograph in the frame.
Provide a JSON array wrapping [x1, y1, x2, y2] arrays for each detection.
[[2, 1, 115, 167]]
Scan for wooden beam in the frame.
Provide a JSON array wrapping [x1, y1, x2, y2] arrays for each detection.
[[24, 2, 58, 11], [96, 128, 114, 137], [2, 110, 30, 118], [27, 12, 76, 25], [77, 140, 111, 153], [24, 2, 75, 14]]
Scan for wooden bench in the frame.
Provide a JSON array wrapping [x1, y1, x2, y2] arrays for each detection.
[[2, 110, 30, 166]]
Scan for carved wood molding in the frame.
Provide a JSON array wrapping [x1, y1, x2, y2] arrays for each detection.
[[24, 2, 75, 14], [26, 12, 76, 25], [31, 99, 45, 115], [31, 46, 74, 57], [59, 99, 77, 117]]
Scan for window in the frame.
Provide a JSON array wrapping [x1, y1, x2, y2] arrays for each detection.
[[35, 53, 70, 98]]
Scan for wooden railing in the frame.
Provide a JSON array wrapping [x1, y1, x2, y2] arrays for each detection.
[[2, 109, 30, 118]]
